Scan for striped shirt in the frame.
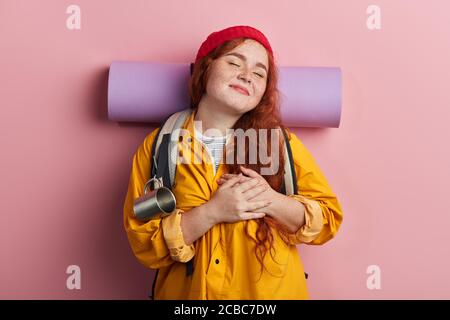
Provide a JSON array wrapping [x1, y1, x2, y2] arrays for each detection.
[[195, 128, 229, 173]]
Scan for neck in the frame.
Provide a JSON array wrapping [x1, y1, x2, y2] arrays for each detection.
[[194, 96, 241, 137]]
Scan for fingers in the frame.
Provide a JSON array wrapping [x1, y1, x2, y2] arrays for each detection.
[[220, 174, 242, 189], [242, 183, 268, 201], [220, 167, 261, 181], [244, 199, 272, 212], [238, 176, 252, 183], [240, 166, 260, 178], [240, 212, 266, 220], [222, 173, 250, 181], [221, 173, 236, 179], [217, 174, 250, 185], [217, 174, 236, 185], [233, 177, 260, 193]]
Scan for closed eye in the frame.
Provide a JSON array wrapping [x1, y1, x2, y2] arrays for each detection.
[[228, 62, 265, 78]]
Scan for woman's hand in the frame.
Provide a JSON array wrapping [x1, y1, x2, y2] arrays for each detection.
[[207, 172, 272, 224], [217, 166, 279, 206], [217, 166, 307, 234]]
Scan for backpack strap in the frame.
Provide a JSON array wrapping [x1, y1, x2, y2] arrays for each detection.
[[168, 110, 193, 185], [279, 127, 308, 280], [280, 127, 298, 196], [150, 108, 195, 290], [152, 109, 193, 187]]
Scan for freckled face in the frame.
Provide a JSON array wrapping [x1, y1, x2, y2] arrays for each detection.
[[204, 39, 269, 115]]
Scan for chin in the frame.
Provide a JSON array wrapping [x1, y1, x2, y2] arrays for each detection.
[[212, 90, 256, 114], [223, 100, 252, 114]]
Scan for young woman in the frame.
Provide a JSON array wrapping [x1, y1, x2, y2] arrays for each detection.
[[123, 25, 343, 299]]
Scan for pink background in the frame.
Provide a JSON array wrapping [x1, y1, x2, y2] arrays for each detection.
[[1, 0, 449, 299]]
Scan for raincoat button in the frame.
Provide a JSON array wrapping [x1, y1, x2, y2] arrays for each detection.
[[179, 135, 183, 142], [215, 259, 220, 264], [179, 150, 183, 157]]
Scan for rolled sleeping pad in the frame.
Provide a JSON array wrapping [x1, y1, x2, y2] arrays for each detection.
[[107, 61, 342, 128]]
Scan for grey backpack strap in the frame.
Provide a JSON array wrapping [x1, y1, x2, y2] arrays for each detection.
[[280, 127, 298, 196], [150, 108, 195, 279], [168, 109, 193, 186], [152, 109, 193, 187], [279, 127, 307, 280]]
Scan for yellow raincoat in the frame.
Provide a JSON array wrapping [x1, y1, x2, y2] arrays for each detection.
[[123, 109, 343, 299]]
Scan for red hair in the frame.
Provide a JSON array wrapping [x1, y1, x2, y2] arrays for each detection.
[[188, 38, 293, 280]]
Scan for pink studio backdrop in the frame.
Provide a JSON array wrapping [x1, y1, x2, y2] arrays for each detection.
[[1, 0, 450, 299]]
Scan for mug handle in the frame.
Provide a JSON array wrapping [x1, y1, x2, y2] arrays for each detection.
[[143, 176, 164, 194]]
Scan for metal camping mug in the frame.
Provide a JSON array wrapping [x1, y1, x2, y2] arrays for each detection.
[[133, 177, 177, 221]]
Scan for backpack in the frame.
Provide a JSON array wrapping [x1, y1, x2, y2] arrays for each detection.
[[148, 108, 300, 299]]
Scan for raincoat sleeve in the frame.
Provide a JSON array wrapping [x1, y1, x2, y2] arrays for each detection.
[[280, 130, 344, 245], [123, 128, 195, 269]]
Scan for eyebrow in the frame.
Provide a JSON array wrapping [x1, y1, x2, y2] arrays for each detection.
[[225, 52, 268, 73]]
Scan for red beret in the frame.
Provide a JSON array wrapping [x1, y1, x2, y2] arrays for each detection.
[[195, 25, 274, 64]]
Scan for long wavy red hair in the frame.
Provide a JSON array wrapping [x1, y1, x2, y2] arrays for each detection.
[[188, 38, 294, 280]]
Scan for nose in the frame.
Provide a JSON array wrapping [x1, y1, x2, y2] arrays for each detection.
[[238, 69, 252, 84]]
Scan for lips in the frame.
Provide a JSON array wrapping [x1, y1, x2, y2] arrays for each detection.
[[230, 84, 250, 96]]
